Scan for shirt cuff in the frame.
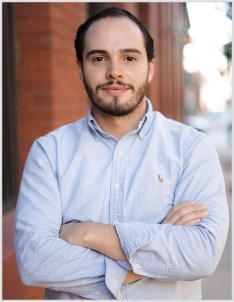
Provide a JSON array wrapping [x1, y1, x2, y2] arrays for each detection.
[[114, 222, 154, 259], [117, 260, 132, 270], [105, 257, 128, 299]]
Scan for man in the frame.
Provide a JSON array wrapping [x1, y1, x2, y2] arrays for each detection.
[[14, 7, 229, 300]]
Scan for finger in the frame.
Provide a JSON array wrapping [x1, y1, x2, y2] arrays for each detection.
[[176, 201, 207, 213], [164, 201, 197, 221], [173, 209, 208, 225], [162, 203, 208, 225], [181, 218, 201, 226], [168, 204, 207, 222], [180, 200, 197, 207]]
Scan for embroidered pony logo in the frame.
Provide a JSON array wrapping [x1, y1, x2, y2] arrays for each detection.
[[157, 174, 164, 183]]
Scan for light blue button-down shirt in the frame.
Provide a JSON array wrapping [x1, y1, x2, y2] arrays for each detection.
[[14, 99, 229, 300]]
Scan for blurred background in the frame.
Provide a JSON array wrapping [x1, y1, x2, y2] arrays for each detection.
[[2, 2, 232, 300], [184, 3, 232, 300]]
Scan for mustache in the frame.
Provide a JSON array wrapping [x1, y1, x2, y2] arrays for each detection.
[[96, 81, 135, 91]]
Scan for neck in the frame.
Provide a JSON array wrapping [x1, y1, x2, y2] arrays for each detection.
[[91, 99, 147, 140]]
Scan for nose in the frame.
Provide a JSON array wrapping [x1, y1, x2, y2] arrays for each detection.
[[106, 60, 123, 80]]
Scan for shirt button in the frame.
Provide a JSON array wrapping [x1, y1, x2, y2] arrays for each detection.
[[135, 263, 141, 269], [118, 294, 123, 300], [94, 290, 101, 296], [115, 183, 121, 190], [118, 148, 124, 156]]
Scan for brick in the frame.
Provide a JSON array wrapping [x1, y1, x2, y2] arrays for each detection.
[[16, 17, 50, 34], [16, 2, 50, 19]]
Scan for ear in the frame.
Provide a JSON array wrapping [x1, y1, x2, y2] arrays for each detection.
[[147, 59, 155, 84], [77, 62, 84, 82]]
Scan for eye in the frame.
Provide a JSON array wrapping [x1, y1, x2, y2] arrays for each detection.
[[125, 56, 137, 62], [92, 56, 107, 62]]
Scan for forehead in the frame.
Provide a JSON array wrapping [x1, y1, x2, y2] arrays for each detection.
[[84, 17, 146, 54]]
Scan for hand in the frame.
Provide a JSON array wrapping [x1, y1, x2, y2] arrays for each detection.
[[123, 270, 144, 285], [161, 201, 208, 226], [60, 222, 83, 245]]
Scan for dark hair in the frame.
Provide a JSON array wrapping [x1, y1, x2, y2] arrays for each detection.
[[74, 7, 155, 64]]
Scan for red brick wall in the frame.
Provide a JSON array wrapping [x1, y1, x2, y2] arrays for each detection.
[[15, 2, 88, 174]]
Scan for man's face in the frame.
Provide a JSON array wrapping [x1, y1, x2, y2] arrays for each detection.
[[79, 17, 155, 117]]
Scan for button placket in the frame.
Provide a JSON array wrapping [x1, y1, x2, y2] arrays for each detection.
[[109, 140, 127, 225]]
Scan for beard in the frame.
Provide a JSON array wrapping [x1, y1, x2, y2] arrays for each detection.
[[83, 78, 148, 117]]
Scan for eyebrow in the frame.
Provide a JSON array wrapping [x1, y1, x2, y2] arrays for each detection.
[[86, 48, 143, 58], [86, 50, 108, 58]]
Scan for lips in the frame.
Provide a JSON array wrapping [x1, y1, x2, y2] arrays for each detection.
[[102, 85, 129, 91], [100, 84, 130, 96]]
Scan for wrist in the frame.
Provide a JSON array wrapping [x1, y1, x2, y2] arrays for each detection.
[[79, 222, 96, 247]]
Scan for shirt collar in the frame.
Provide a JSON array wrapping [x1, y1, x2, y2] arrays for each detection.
[[137, 98, 154, 140], [87, 98, 154, 141], [87, 112, 103, 141]]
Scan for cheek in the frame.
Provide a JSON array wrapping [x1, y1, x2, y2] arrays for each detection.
[[83, 67, 105, 85], [132, 64, 151, 82]]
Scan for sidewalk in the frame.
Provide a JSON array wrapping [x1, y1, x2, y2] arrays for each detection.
[[202, 143, 232, 300]]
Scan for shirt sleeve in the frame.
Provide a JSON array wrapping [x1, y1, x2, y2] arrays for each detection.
[[14, 139, 106, 292], [114, 134, 229, 281]]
